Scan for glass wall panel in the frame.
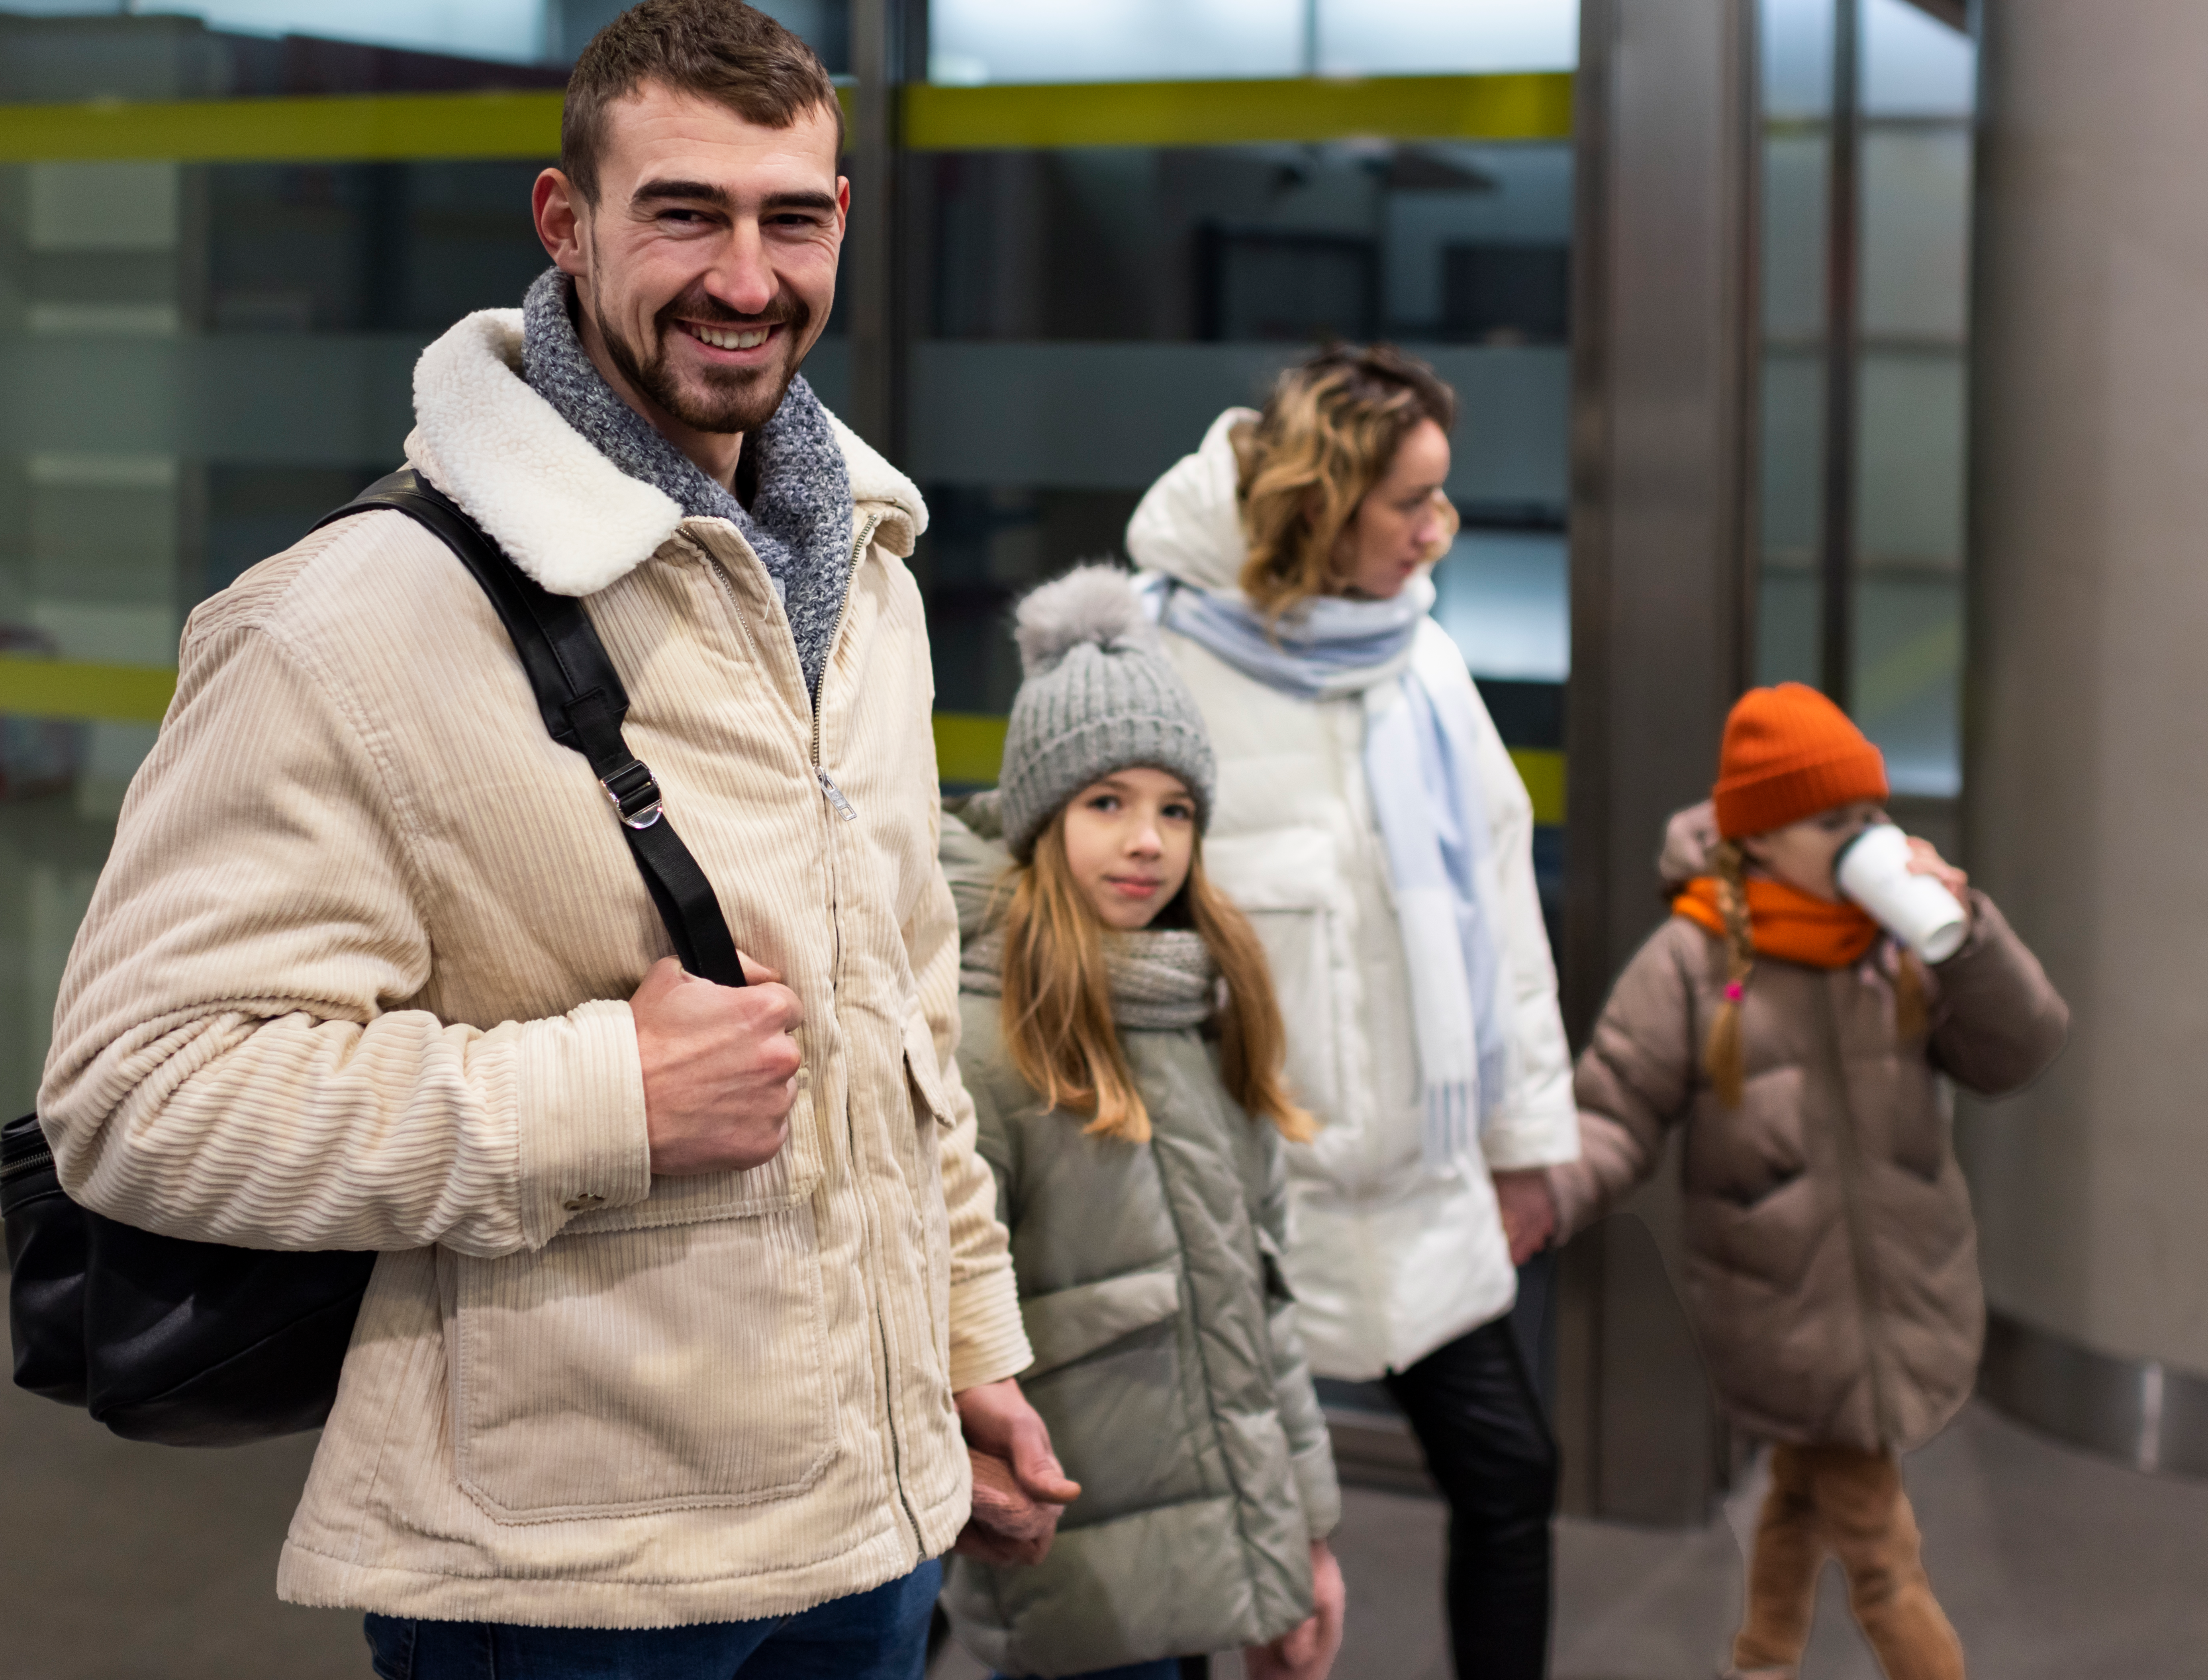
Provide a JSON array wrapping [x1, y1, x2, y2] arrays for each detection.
[[1755, 0, 1830, 687], [906, 135, 1571, 719], [1753, 0, 1973, 798], [929, 0, 1576, 84], [1853, 0, 1972, 796]]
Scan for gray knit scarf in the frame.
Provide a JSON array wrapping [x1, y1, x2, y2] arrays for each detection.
[[960, 924, 1220, 1033], [520, 266, 855, 701]]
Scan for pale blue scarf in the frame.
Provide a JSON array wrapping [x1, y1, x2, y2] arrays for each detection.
[[1140, 573, 1509, 1166]]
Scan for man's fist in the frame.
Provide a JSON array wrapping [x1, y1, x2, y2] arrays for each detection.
[[631, 956, 804, 1176]]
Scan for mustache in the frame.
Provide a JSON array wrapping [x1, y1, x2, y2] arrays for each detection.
[[658, 284, 807, 333]]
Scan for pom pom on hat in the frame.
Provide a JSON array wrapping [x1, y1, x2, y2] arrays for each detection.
[[1712, 682, 1889, 840], [1013, 563, 1159, 677], [996, 565, 1218, 860]]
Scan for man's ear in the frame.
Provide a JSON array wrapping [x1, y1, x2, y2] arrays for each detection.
[[533, 168, 589, 276]]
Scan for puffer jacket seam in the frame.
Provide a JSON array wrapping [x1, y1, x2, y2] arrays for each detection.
[[1147, 1127, 1279, 1650]]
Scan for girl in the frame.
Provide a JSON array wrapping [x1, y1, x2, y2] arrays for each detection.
[[938, 566, 1346, 1680], [1126, 343, 1577, 1679], [1554, 682, 2069, 1680]]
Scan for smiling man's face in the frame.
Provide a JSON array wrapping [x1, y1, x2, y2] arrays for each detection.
[[534, 82, 846, 479]]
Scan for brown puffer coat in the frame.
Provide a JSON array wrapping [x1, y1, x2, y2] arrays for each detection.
[[1551, 805, 2068, 1452]]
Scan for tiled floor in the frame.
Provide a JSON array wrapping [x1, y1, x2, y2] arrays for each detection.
[[6, 1378, 2205, 1680]]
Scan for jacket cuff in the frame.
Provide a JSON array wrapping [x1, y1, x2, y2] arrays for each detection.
[[947, 1269, 1035, 1392], [1293, 1437, 1343, 1540], [1480, 1104, 1582, 1171], [1546, 1159, 1600, 1244], [512, 999, 652, 1249]]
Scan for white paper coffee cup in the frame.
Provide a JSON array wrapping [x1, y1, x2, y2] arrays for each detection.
[[1833, 822, 1967, 963]]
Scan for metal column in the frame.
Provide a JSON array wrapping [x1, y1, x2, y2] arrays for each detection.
[[1560, 0, 1760, 1523]]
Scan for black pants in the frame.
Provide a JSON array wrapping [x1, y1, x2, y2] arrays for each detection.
[[1384, 1305, 1559, 1679]]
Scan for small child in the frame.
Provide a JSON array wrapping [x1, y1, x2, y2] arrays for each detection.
[[1553, 683, 2068, 1680], [938, 566, 1346, 1680]]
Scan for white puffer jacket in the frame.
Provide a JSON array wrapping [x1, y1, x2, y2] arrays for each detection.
[[1125, 409, 1578, 1380]]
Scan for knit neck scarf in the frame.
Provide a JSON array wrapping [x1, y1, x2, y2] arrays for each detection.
[[1139, 569, 1505, 1170], [959, 924, 1219, 1033], [1673, 876, 1882, 968], [519, 266, 856, 701]]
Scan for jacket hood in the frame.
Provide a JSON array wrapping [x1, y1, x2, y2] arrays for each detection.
[[1659, 800, 1720, 889], [1124, 407, 1256, 592], [940, 792, 1011, 944], [406, 308, 927, 598]]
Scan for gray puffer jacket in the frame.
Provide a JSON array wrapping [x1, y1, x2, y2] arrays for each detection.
[[1553, 803, 2069, 1453], [938, 795, 1340, 1679]]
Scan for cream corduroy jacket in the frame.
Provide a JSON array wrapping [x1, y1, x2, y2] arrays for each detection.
[[37, 309, 1032, 1628]]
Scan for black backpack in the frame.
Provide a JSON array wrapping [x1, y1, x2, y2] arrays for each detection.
[[0, 470, 746, 1445]]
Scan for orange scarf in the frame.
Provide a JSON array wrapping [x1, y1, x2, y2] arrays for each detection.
[[1672, 876, 1881, 969]]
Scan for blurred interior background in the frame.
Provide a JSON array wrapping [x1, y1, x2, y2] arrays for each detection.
[[12, 2, 2207, 1676]]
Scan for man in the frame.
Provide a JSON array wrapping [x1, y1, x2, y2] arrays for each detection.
[[37, 4, 1073, 1673]]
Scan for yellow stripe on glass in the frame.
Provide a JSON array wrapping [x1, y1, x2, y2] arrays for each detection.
[[933, 712, 1009, 786], [0, 686, 1561, 824], [0, 658, 176, 726], [905, 73, 1573, 151], [0, 74, 1568, 166]]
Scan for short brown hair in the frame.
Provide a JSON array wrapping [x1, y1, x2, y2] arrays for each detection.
[[562, 1, 844, 205], [1234, 343, 1460, 617]]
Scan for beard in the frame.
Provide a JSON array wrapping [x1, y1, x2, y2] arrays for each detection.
[[594, 280, 813, 436]]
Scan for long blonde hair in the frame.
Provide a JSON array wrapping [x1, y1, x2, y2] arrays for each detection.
[[1235, 343, 1461, 619], [1703, 838, 1931, 1107], [998, 812, 1313, 1145]]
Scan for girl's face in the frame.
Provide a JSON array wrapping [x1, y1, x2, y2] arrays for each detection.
[[1059, 767, 1197, 932], [1332, 417, 1454, 601], [1740, 799, 1885, 902]]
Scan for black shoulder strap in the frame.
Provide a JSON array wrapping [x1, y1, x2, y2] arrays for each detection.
[[313, 469, 746, 988]]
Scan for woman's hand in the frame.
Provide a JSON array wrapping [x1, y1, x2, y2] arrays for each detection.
[[1493, 1169, 1558, 1265], [1243, 1539, 1347, 1680], [1904, 836, 1971, 928]]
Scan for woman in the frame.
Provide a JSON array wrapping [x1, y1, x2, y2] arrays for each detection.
[[1124, 344, 1578, 1679]]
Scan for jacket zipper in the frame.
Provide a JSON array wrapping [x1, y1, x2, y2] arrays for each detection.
[[1822, 970, 1894, 1443], [817, 510, 925, 1551], [810, 513, 880, 805]]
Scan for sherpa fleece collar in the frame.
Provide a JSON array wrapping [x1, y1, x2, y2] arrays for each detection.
[[405, 308, 927, 598]]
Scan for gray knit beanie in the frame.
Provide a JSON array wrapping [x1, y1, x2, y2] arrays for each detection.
[[997, 565, 1218, 860]]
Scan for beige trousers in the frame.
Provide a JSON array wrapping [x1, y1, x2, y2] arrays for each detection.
[[1732, 1443, 1964, 1680]]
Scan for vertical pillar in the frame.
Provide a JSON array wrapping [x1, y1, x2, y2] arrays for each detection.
[[1965, 0, 2208, 1473], [1562, 0, 1758, 1521], [847, 0, 920, 460]]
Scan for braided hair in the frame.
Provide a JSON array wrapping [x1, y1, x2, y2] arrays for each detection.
[[1704, 835, 1934, 1108], [1704, 839, 1756, 1106]]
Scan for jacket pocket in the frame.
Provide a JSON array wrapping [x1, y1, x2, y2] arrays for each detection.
[[1204, 828, 1345, 1123], [1020, 1262, 1183, 1380], [904, 1010, 956, 1129], [445, 1091, 839, 1523]]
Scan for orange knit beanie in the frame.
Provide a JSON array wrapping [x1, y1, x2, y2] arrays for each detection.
[[1712, 682, 1888, 839]]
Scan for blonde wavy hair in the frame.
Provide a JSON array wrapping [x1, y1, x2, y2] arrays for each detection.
[[1234, 343, 1461, 618], [997, 811, 1314, 1146]]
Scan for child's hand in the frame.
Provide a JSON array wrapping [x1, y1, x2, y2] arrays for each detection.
[[1243, 1539, 1346, 1680], [1904, 837, 1971, 925], [952, 1377, 1081, 1566], [954, 1448, 1062, 1566], [1493, 1169, 1558, 1264]]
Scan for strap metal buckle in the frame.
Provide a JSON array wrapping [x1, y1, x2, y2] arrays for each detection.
[[600, 760, 664, 830]]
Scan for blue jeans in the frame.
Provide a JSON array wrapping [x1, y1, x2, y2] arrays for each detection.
[[993, 1664, 1185, 1680], [364, 1559, 940, 1680]]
